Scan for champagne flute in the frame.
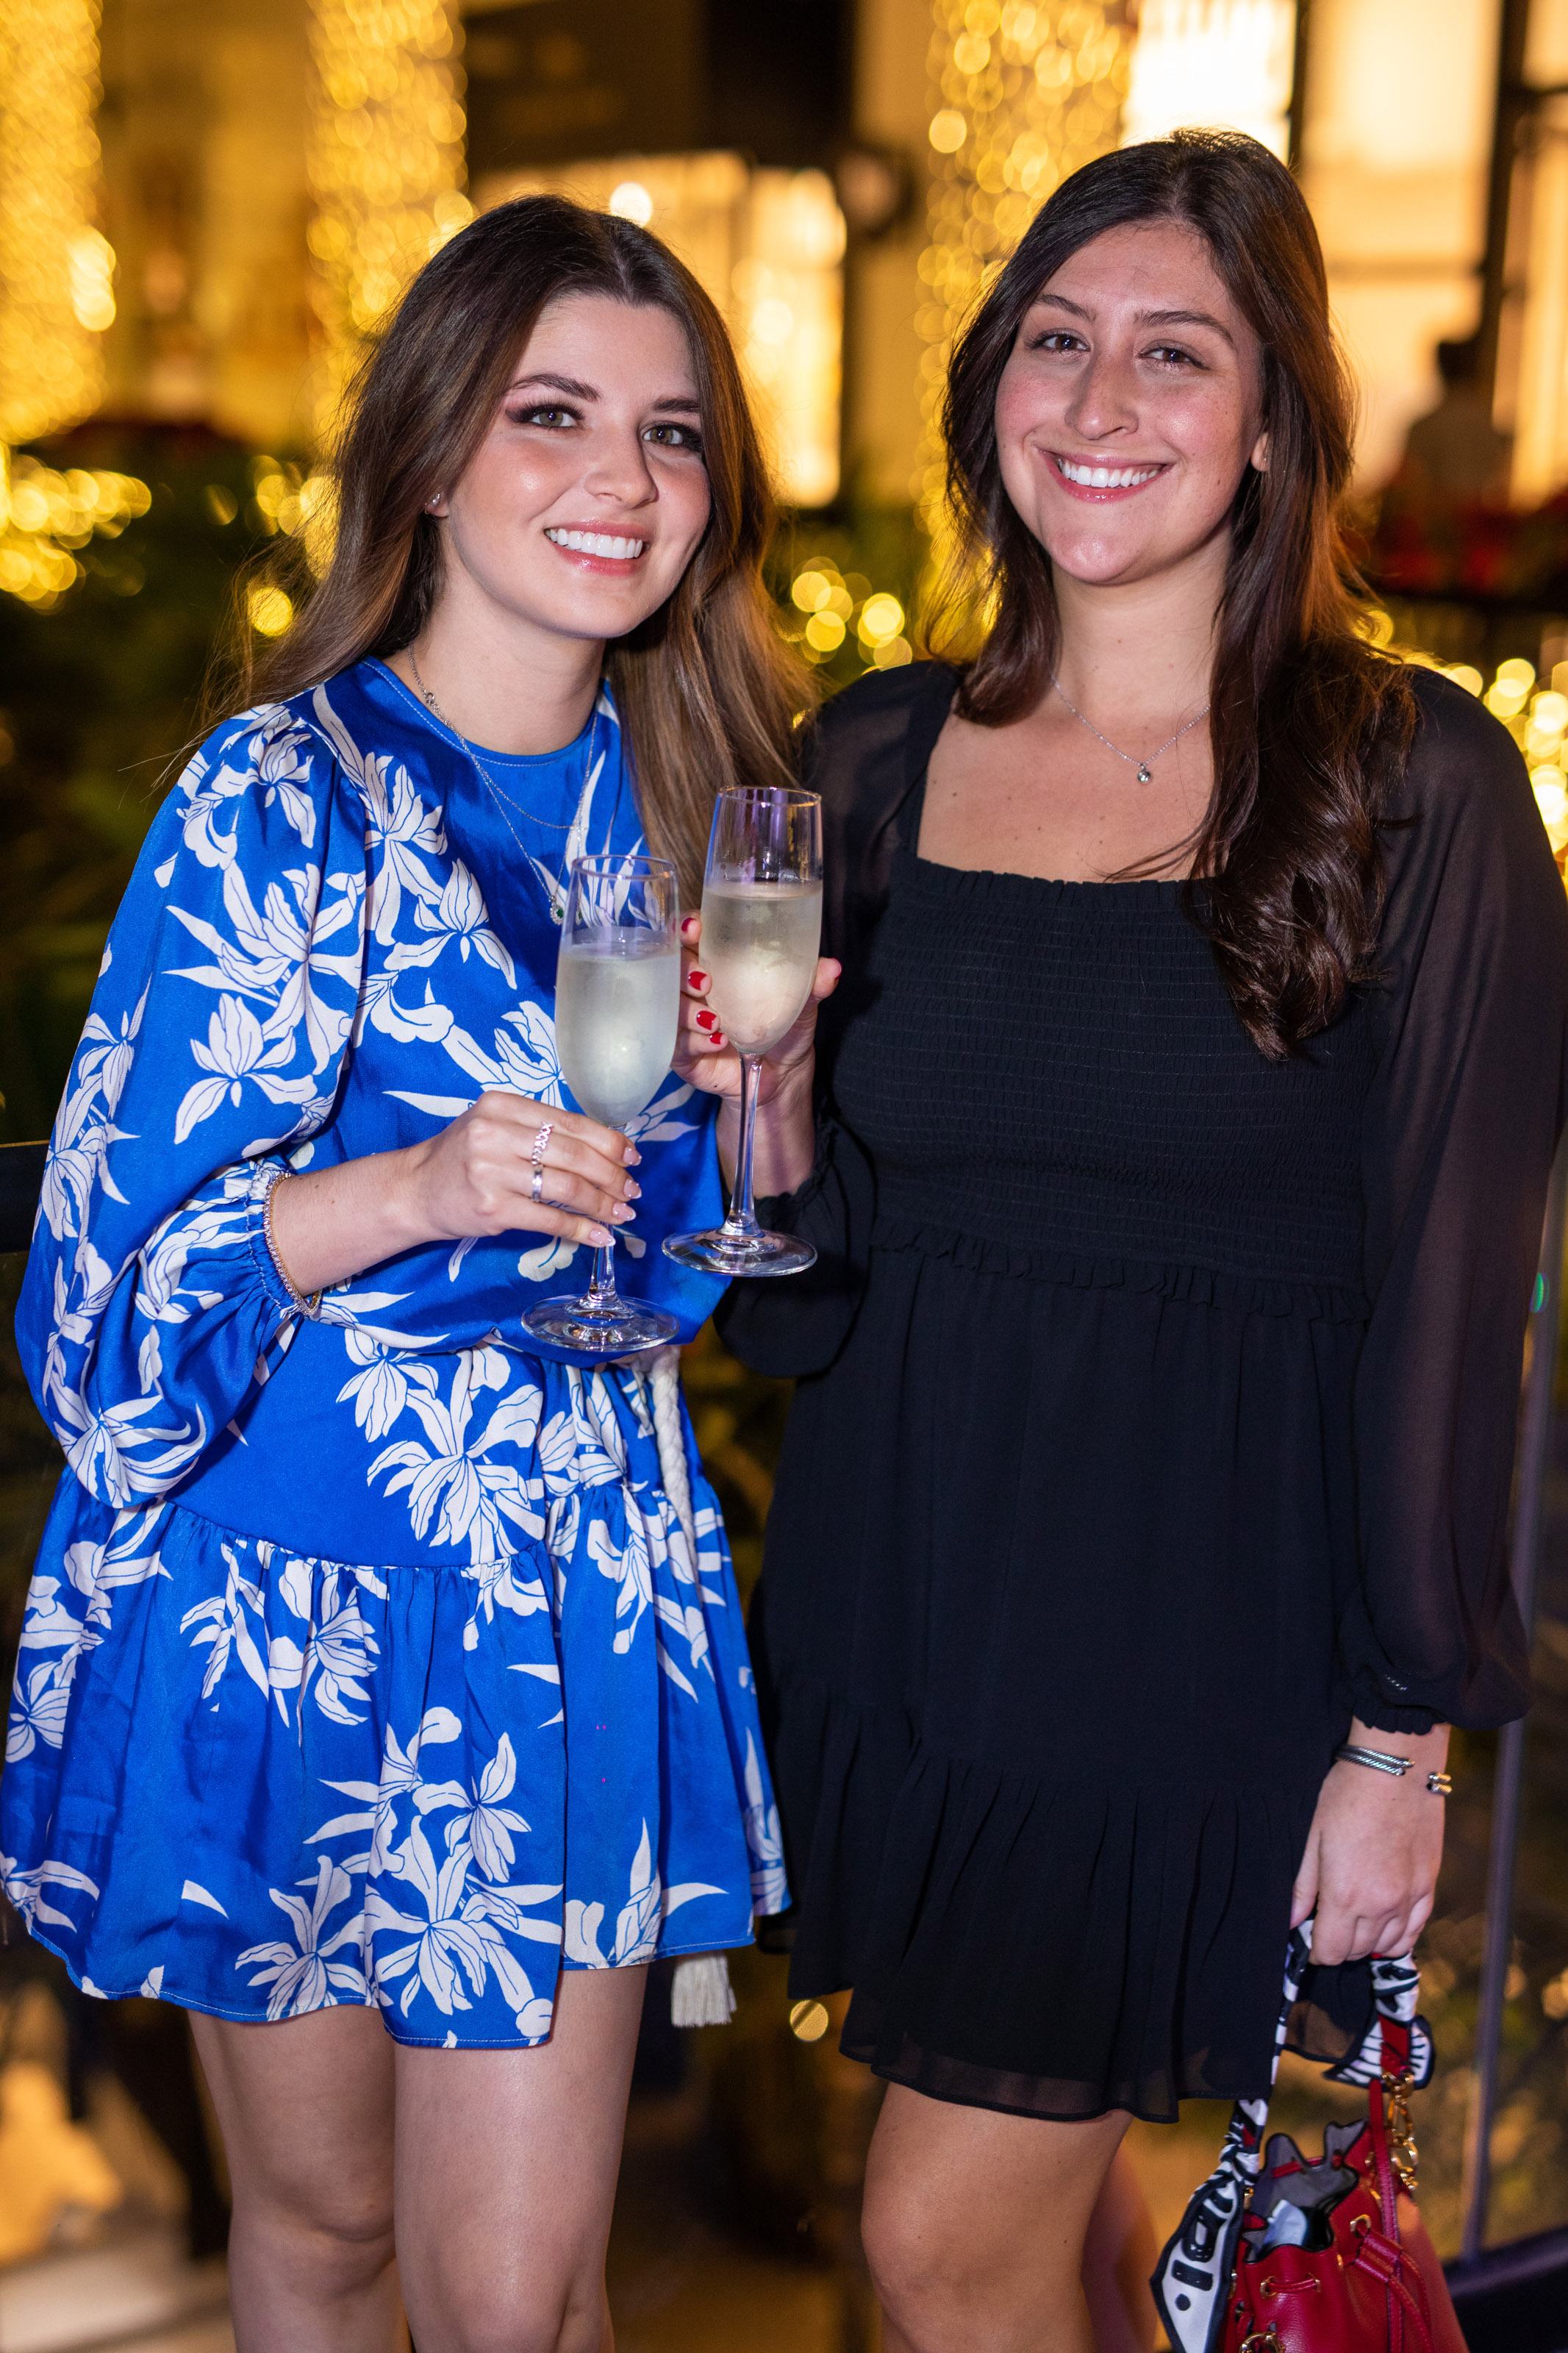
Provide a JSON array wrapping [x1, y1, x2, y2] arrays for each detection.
[[523, 854, 681, 1354], [664, 785, 823, 1277]]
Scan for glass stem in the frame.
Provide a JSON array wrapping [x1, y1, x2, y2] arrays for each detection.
[[724, 1054, 765, 1240], [586, 1235, 617, 1305]]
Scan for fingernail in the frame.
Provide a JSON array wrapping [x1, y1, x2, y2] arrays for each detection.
[[688, 969, 709, 990], [589, 1225, 612, 1246], [681, 915, 698, 937], [626, 1146, 641, 1165], [711, 1030, 726, 1046], [612, 1203, 635, 1223], [696, 1010, 716, 1030], [626, 1180, 641, 1200]]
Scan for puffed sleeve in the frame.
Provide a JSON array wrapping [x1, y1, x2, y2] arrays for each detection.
[[16, 701, 368, 1506], [1341, 671, 1568, 1732]]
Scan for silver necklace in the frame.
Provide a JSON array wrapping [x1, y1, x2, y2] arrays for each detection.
[[408, 648, 590, 836], [1050, 674, 1210, 785]]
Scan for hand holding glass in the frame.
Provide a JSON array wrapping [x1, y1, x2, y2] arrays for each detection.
[[523, 854, 680, 1354], [665, 785, 823, 1277]]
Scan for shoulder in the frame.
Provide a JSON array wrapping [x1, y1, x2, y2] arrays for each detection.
[[801, 660, 959, 804], [1381, 662, 1566, 935], [1389, 663, 1530, 824], [158, 690, 358, 880]]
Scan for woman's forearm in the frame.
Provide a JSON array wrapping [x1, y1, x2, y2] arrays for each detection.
[[717, 1068, 818, 1200], [266, 1147, 431, 1298]]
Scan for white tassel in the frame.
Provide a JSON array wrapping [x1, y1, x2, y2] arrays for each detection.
[[671, 1952, 736, 2029]]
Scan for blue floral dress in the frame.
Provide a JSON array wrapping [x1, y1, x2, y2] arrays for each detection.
[[1, 656, 786, 2046]]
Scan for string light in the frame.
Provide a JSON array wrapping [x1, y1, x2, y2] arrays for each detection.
[[0, 451, 150, 609], [0, 0, 112, 449], [917, 1, 1134, 533], [305, 0, 472, 449]]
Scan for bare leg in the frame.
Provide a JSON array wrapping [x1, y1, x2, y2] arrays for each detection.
[[190, 2006, 399, 2353], [393, 1963, 648, 2353], [1081, 2146, 1160, 2353], [862, 2082, 1131, 2353]]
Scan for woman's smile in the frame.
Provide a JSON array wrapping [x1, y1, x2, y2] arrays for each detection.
[[1048, 451, 1171, 499]]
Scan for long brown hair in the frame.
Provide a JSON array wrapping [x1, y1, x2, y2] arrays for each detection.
[[937, 129, 1415, 1059], [228, 195, 807, 907]]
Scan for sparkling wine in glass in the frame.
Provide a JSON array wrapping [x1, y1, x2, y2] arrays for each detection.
[[664, 785, 822, 1278], [523, 854, 680, 1354]]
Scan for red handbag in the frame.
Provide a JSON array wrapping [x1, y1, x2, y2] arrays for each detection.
[[1152, 1935, 1467, 2353]]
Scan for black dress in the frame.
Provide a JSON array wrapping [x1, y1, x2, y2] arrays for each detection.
[[716, 660, 1568, 2124]]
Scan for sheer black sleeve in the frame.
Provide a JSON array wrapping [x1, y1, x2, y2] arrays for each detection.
[[712, 663, 957, 1379], [1342, 670, 1568, 1732]]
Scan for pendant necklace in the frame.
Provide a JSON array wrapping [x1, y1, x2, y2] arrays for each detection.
[[1050, 674, 1210, 785], [408, 648, 598, 855]]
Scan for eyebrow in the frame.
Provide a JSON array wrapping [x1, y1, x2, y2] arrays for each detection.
[[507, 371, 704, 413], [1029, 293, 1235, 347]]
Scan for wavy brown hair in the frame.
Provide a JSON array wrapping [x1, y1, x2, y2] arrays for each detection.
[[936, 129, 1416, 1059], [225, 194, 808, 907]]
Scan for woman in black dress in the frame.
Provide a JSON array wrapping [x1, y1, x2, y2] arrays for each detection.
[[682, 132, 1568, 2352]]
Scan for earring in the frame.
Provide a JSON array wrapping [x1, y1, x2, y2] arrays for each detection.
[[426, 494, 445, 513]]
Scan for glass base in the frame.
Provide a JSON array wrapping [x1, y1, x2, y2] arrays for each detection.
[[521, 1293, 677, 1355], [662, 1225, 817, 1278]]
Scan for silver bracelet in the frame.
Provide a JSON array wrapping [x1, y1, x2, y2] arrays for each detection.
[[1336, 1741, 1412, 1779], [259, 1164, 323, 1320], [1336, 1742, 1452, 1796]]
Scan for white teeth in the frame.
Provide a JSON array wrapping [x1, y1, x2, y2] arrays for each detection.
[[1057, 458, 1161, 489], [545, 528, 647, 559]]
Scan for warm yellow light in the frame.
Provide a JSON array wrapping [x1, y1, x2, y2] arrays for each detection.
[[1533, 770, 1568, 842], [1533, 690, 1568, 732], [1497, 657, 1536, 690], [918, 1, 1134, 532], [859, 592, 906, 645], [1123, 0, 1296, 160], [0, 450, 149, 609], [1486, 683, 1529, 720], [609, 180, 654, 226], [248, 584, 295, 638], [306, 0, 468, 447], [805, 610, 846, 652], [792, 569, 832, 613], [1445, 664, 1483, 696], [873, 635, 914, 669], [789, 1999, 830, 2043], [0, 0, 111, 449]]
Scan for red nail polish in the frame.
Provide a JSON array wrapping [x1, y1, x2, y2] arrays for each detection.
[[681, 915, 698, 937], [688, 970, 708, 990], [696, 1010, 716, 1029]]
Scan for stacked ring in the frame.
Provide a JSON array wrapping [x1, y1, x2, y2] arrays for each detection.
[[531, 1121, 554, 1207]]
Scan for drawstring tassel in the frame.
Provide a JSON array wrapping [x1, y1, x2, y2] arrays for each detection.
[[671, 1953, 736, 2029]]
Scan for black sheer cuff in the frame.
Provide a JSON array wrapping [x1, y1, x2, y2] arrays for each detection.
[[1352, 1694, 1439, 1738]]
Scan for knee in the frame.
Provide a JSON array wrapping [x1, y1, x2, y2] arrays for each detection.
[[236, 2177, 397, 2304], [415, 2261, 607, 2353], [862, 2188, 978, 2342]]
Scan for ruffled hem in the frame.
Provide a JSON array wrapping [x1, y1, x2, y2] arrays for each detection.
[[870, 1213, 1370, 1324], [767, 1674, 1329, 2124], [4, 1464, 784, 2049]]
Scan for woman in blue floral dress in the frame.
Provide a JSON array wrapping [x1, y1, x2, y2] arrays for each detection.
[[1, 196, 814, 2350]]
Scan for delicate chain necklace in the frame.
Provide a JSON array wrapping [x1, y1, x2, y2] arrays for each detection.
[[1050, 674, 1210, 785], [409, 647, 591, 836]]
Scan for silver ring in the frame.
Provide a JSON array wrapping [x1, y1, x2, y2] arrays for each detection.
[[531, 1121, 554, 1174], [530, 1167, 545, 1204]]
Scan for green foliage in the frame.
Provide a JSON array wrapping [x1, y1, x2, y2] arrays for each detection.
[[0, 426, 262, 1142]]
